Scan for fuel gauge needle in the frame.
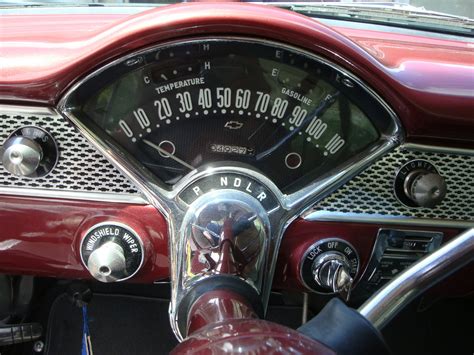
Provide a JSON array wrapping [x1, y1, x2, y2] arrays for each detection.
[[143, 139, 195, 171]]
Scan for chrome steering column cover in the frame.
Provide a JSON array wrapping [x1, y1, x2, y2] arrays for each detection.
[[174, 190, 273, 336], [179, 190, 270, 291]]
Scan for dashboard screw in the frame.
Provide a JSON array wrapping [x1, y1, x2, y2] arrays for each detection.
[[342, 78, 354, 88], [125, 57, 143, 66], [33, 340, 44, 353]]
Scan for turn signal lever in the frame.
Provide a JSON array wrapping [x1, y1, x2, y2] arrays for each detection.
[[359, 227, 474, 330]]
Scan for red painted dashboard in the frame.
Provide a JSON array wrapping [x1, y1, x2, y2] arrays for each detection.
[[0, 3, 473, 300]]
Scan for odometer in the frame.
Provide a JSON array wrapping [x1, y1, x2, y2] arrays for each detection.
[[68, 38, 393, 193]]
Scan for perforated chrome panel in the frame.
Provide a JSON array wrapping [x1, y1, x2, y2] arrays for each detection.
[[0, 107, 140, 194], [313, 147, 474, 221]]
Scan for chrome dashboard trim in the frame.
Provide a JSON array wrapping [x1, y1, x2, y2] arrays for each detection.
[[304, 210, 474, 229], [0, 187, 148, 204], [58, 107, 171, 216], [402, 143, 474, 156], [0, 104, 141, 195], [0, 105, 56, 116], [311, 144, 473, 221]]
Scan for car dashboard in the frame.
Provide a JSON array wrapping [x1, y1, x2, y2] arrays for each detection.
[[0, 2, 473, 352]]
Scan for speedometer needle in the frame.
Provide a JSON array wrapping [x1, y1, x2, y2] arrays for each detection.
[[255, 91, 340, 161], [143, 139, 195, 171]]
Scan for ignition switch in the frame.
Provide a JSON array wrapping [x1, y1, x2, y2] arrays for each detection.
[[300, 239, 359, 301]]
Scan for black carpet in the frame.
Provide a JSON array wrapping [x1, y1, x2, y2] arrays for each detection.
[[44, 292, 304, 355], [45, 294, 178, 355], [382, 295, 474, 355]]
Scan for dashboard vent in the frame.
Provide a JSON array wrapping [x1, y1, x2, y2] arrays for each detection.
[[314, 147, 474, 221], [0, 110, 140, 195]]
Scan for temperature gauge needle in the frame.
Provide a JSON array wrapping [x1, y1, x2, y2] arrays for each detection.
[[143, 139, 195, 171]]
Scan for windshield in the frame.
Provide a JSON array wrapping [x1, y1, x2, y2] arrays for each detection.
[[1, 1, 473, 37]]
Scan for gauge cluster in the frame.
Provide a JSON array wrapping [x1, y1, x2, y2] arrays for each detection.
[[66, 38, 396, 194]]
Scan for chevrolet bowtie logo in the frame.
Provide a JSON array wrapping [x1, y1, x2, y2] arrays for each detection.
[[224, 121, 244, 130]]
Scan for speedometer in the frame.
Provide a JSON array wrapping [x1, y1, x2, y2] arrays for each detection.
[[66, 38, 396, 193]]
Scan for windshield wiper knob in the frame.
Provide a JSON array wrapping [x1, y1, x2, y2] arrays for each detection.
[[80, 223, 145, 283], [87, 242, 127, 282]]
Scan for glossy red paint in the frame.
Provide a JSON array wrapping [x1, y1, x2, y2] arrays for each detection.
[[273, 219, 467, 294], [0, 195, 169, 282], [187, 290, 258, 336], [0, 3, 473, 145], [0, 195, 471, 298], [172, 318, 335, 354]]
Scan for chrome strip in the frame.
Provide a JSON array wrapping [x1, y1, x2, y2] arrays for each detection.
[[358, 228, 474, 330], [0, 105, 56, 116], [59, 108, 170, 215], [0, 187, 148, 204], [303, 210, 474, 229], [402, 143, 474, 156]]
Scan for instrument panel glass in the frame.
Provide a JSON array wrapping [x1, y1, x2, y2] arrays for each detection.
[[69, 39, 391, 193]]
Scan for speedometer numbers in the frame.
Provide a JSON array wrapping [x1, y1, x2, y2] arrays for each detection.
[[77, 39, 384, 192]]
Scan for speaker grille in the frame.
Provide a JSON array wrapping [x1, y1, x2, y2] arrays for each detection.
[[314, 147, 474, 221], [0, 110, 139, 194]]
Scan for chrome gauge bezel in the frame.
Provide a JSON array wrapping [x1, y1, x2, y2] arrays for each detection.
[[58, 36, 403, 340], [59, 36, 402, 209]]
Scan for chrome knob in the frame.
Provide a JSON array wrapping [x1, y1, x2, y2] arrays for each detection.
[[404, 170, 447, 208], [81, 223, 144, 283], [2, 136, 43, 177], [87, 242, 127, 282], [312, 252, 354, 301]]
